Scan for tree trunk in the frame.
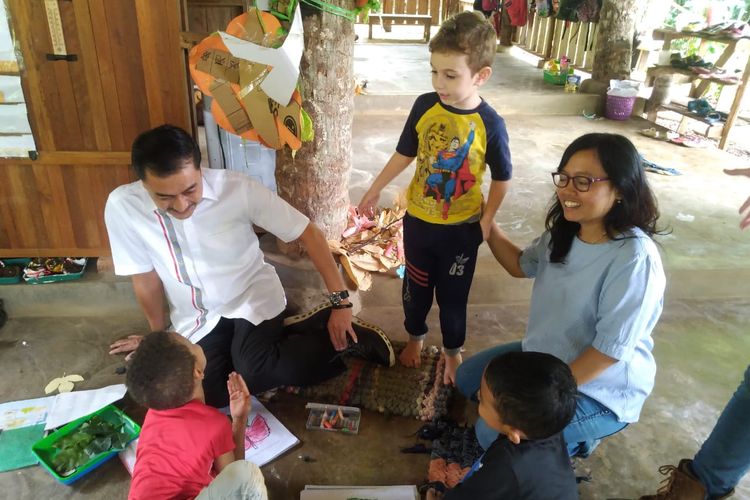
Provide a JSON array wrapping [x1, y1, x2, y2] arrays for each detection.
[[590, 0, 641, 83], [275, 5, 354, 256]]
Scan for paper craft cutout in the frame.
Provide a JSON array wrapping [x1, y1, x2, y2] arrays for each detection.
[[188, 7, 304, 150]]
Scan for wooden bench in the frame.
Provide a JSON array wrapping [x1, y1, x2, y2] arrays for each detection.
[[368, 13, 432, 42]]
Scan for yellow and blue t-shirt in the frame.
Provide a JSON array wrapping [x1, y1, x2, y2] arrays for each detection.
[[396, 92, 512, 224]]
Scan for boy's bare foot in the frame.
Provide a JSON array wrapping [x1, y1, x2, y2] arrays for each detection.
[[399, 339, 423, 367], [443, 352, 462, 386]]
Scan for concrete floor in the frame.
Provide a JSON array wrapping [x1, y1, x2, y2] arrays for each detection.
[[3, 43, 750, 499]]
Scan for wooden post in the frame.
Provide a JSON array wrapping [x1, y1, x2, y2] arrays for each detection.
[[719, 53, 750, 150]]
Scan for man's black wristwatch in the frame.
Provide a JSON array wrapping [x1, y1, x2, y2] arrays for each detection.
[[325, 290, 351, 309]]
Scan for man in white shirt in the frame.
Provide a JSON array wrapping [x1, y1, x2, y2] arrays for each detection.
[[105, 125, 394, 407]]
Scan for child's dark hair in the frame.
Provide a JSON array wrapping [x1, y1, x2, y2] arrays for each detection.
[[429, 11, 496, 73], [484, 351, 577, 440], [131, 124, 201, 180], [126, 331, 196, 410], [545, 133, 661, 263]]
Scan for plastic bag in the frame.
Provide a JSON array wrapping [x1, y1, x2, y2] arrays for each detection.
[[607, 79, 639, 98]]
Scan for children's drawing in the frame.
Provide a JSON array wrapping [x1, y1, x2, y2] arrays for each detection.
[[244, 414, 271, 449]]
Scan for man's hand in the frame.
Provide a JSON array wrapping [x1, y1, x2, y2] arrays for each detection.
[[327, 307, 357, 351], [227, 371, 251, 422], [724, 168, 750, 230], [109, 335, 144, 361]]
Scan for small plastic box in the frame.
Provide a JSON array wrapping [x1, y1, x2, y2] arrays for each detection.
[[305, 403, 361, 434], [31, 405, 141, 485], [23, 258, 87, 284]]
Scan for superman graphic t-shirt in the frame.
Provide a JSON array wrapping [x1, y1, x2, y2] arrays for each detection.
[[396, 92, 512, 224]]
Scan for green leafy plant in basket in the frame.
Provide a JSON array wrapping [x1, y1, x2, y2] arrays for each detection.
[[50, 415, 130, 477]]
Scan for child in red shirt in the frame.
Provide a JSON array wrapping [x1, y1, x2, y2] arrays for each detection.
[[126, 331, 267, 500]]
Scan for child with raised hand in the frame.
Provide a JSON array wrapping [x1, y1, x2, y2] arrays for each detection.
[[428, 351, 578, 499], [127, 331, 267, 500], [358, 11, 512, 385]]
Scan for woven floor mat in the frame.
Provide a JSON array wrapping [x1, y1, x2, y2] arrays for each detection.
[[300, 342, 452, 420], [427, 423, 482, 488]]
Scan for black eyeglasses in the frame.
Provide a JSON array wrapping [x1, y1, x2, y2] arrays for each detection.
[[551, 172, 610, 192]]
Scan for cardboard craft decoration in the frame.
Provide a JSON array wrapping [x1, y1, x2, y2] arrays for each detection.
[[188, 8, 303, 150]]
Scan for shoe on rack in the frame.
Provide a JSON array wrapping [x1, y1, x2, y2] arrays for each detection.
[[284, 302, 395, 367], [638, 458, 732, 500]]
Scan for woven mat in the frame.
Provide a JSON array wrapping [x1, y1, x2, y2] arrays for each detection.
[[427, 424, 482, 488], [300, 342, 452, 420]]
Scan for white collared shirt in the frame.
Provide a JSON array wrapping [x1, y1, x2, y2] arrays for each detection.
[[104, 168, 309, 343]]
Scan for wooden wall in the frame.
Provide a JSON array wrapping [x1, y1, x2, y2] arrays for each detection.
[[0, 0, 190, 257]]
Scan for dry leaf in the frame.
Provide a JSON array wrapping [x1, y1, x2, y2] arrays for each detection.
[[44, 374, 84, 394], [57, 381, 75, 393]]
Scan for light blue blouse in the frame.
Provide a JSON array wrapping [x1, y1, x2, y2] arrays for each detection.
[[519, 228, 666, 423]]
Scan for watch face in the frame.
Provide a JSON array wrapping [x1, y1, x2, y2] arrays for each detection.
[[328, 290, 349, 304]]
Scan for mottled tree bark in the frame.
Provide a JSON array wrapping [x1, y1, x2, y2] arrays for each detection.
[[275, 5, 354, 256], [590, 0, 642, 83]]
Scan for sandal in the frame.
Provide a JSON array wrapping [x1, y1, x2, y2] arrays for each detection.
[[639, 127, 674, 141], [669, 134, 712, 148]]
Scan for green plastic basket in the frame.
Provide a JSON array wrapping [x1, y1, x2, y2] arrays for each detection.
[[23, 258, 87, 284], [543, 69, 568, 85], [0, 265, 22, 284], [31, 405, 140, 485]]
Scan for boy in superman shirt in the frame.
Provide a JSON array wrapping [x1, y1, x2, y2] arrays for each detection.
[[126, 331, 267, 500], [359, 11, 512, 384]]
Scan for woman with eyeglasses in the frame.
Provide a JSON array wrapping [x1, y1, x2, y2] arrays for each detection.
[[456, 133, 666, 458]]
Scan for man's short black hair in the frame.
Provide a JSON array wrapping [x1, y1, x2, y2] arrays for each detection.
[[126, 331, 196, 410], [131, 124, 201, 180], [484, 351, 577, 440]]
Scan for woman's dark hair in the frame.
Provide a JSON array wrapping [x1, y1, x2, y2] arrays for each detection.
[[545, 133, 661, 263], [126, 331, 196, 410], [131, 124, 201, 180], [484, 351, 577, 440]]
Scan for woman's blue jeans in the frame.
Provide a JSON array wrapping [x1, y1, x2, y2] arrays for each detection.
[[692, 364, 750, 498], [456, 341, 627, 457]]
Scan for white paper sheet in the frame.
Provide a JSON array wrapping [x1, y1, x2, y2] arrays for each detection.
[[119, 438, 138, 476], [0, 396, 55, 430], [301, 485, 420, 500], [44, 384, 127, 430], [218, 4, 303, 106], [241, 396, 299, 467]]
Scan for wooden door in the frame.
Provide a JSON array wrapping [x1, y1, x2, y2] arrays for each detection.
[[0, 0, 190, 257]]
